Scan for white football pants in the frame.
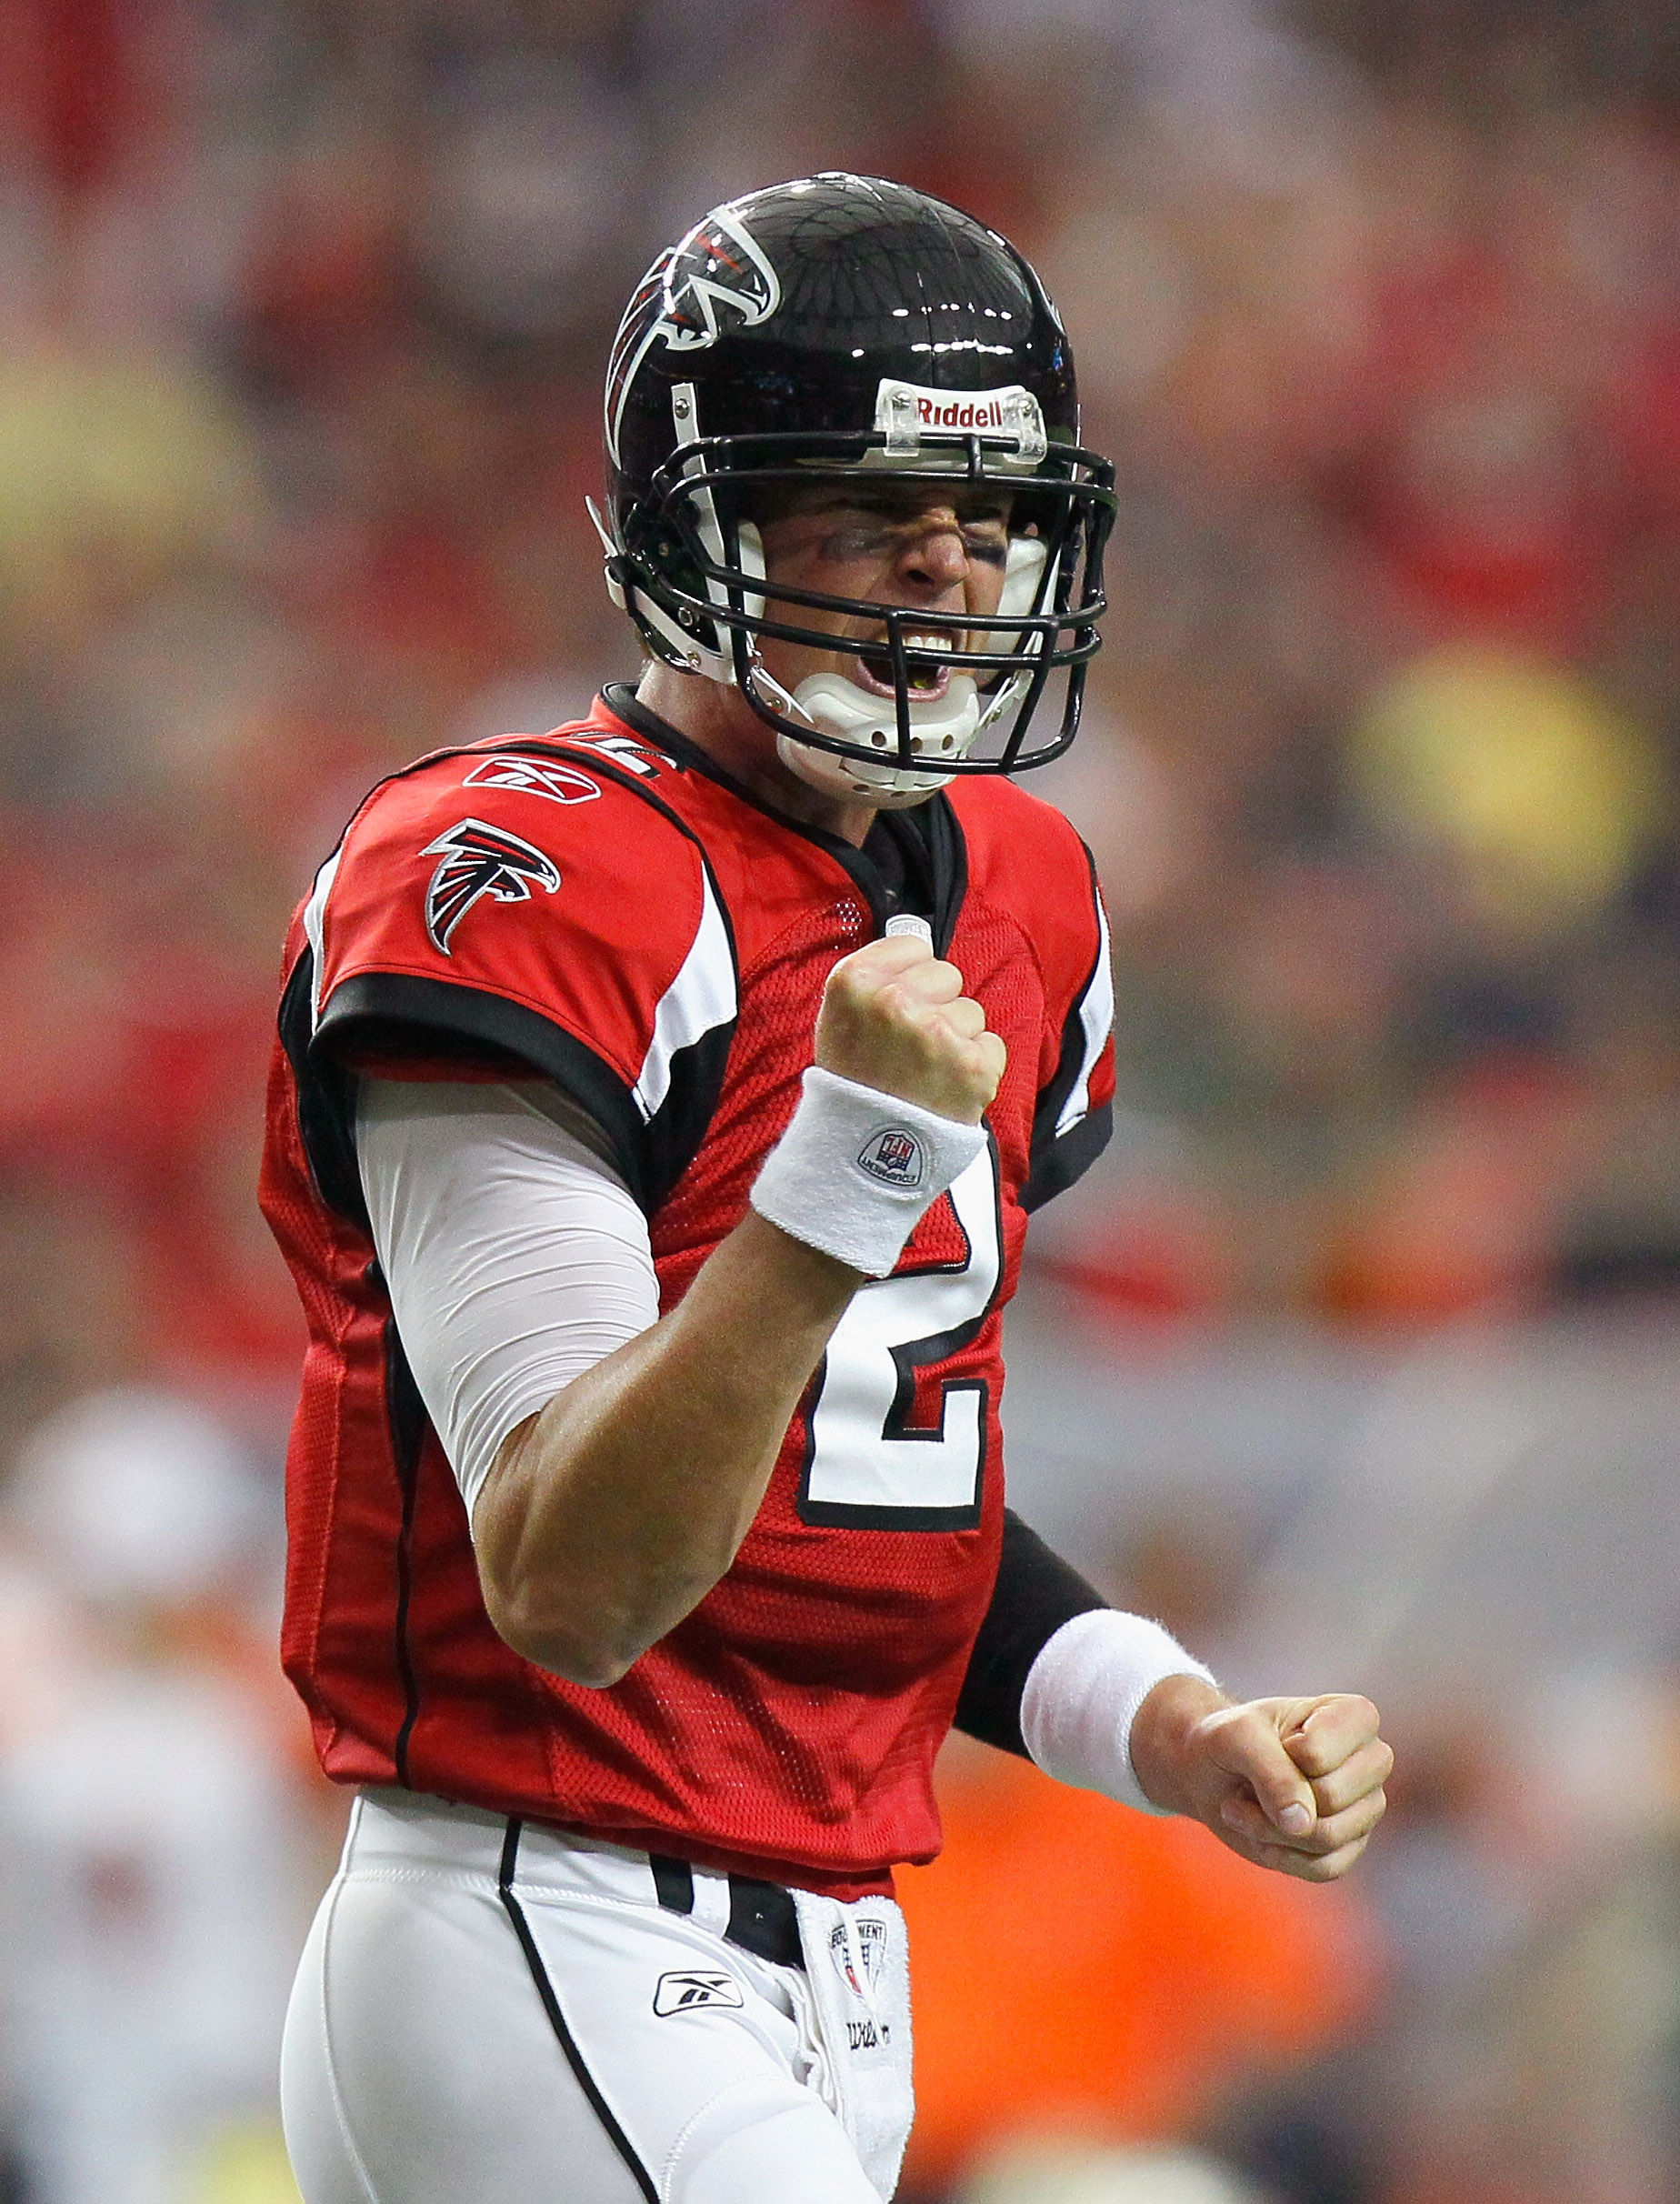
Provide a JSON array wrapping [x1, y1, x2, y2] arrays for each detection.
[[280, 1789, 914, 2204]]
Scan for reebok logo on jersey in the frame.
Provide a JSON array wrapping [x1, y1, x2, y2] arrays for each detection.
[[462, 756, 601, 806], [562, 730, 671, 778], [856, 1127, 925, 1189], [653, 1969, 745, 2017], [422, 818, 560, 954]]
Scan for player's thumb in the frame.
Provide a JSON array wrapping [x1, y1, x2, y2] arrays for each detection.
[[1237, 1728, 1315, 1838]]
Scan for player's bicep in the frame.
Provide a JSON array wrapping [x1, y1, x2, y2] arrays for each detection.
[[355, 1079, 660, 1528]]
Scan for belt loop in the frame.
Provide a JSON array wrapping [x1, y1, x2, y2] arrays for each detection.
[[687, 1866, 733, 1939]]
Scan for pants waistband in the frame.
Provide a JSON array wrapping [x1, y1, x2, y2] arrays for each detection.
[[648, 1852, 803, 1970], [351, 1790, 805, 1971]]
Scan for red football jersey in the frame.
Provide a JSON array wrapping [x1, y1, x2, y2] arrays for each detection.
[[261, 689, 1115, 1898]]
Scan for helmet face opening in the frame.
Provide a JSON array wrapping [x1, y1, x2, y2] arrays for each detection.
[[601, 174, 1116, 782]]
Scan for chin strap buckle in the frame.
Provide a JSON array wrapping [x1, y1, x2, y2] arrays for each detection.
[[585, 497, 628, 612]]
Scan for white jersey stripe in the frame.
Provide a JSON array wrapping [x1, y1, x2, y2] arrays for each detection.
[[632, 869, 736, 1123], [1054, 885, 1113, 1138], [303, 847, 344, 1032]]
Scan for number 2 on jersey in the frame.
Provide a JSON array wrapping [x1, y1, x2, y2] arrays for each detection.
[[796, 1145, 1002, 1530]]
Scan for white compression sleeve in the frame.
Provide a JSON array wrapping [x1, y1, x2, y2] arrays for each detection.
[[355, 1080, 660, 1528], [1019, 1609, 1219, 1816]]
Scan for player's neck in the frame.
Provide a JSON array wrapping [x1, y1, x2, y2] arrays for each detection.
[[633, 663, 878, 848]]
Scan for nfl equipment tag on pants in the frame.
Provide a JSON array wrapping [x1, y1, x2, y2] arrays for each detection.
[[791, 1889, 915, 2200]]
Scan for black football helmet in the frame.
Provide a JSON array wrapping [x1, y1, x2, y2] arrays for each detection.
[[594, 172, 1116, 804]]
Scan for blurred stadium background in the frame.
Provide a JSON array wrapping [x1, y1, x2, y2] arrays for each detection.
[[0, 0, 1677, 2199]]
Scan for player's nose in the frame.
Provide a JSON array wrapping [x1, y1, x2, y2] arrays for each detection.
[[894, 510, 970, 600]]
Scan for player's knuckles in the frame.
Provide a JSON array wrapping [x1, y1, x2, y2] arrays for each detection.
[[962, 1035, 1006, 1106], [1332, 1788, 1388, 1842], [1293, 1793, 1385, 1860], [895, 957, 965, 1005], [825, 967, 895, 1022], [1311, 1741, 1393, 1814], [837, 936, 931, 979], [1211, 1707, 1301, 1791], [1262, 1845, 1357, 1884], [1292, 1696, 1384, 1777], [1295, 1835, 1373, 1882], [878, 977, 961, 1032], [824, 942, 927, 1011], [936, 997, 989, 1041]]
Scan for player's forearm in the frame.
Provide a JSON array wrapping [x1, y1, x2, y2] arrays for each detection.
[[474, 1212, 860, 1685]]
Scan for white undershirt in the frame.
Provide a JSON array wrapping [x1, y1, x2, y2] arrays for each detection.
[[355, 1079, 659, 1526]]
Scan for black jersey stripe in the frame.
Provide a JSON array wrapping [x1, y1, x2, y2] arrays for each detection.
[[315, 973, 654, 1207], [496, 1820, 659, 2204], [1019, 1097, 1112, 1215], [383, 1317, 428, 1789], [953, 1508, 1107, 1757], [278, 947, 368, 1227]]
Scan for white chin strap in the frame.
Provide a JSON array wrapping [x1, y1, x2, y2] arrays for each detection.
[[775, 676, 982, 806], [770, 532, 1052, 808]]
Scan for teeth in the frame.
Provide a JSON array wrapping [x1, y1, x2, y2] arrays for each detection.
[[905, 635, 953, 652]]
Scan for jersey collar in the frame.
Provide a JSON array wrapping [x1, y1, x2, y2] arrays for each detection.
[[599, 684, 967, 953]]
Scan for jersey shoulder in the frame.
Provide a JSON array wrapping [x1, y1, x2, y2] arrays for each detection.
[[949, 776, 1114, 1213], [287, 711, 738, 1208], [335, 716, 701, 942], [947, 774, 1103, 968]]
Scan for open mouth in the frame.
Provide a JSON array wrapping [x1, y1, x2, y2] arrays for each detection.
[[854, 627, 957, 700]]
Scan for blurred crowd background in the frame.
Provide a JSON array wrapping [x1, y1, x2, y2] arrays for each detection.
[[0, 0, 1676, 2199]]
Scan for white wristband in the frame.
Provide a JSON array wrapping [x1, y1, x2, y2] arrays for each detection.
[[750, 1065, 987, 1277], [1020, 1608, 1220, 1816]]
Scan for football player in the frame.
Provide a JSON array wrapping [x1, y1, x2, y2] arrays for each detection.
[[262, 175, 1390, 2204]]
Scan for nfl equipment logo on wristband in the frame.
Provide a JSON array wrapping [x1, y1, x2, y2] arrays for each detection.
[[856, 1128, 925, 1189], [750, 1066, 988, 1277]]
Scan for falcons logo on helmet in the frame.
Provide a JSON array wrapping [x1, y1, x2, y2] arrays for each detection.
[[655, 206, 780, 352], [605, 203, 781, 463], [422, 818, 560, 955]]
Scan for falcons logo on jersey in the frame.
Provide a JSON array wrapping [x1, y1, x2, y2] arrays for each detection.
[[422, 818, 560, 954]]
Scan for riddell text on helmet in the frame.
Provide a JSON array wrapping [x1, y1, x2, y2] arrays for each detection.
[[871, 379, 1048, 462], [918, 396, 1008, 429]]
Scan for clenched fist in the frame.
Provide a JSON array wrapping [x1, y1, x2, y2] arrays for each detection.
[[816, 932, 1005, 1125], [1131, 1678, 1391, 1882]]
